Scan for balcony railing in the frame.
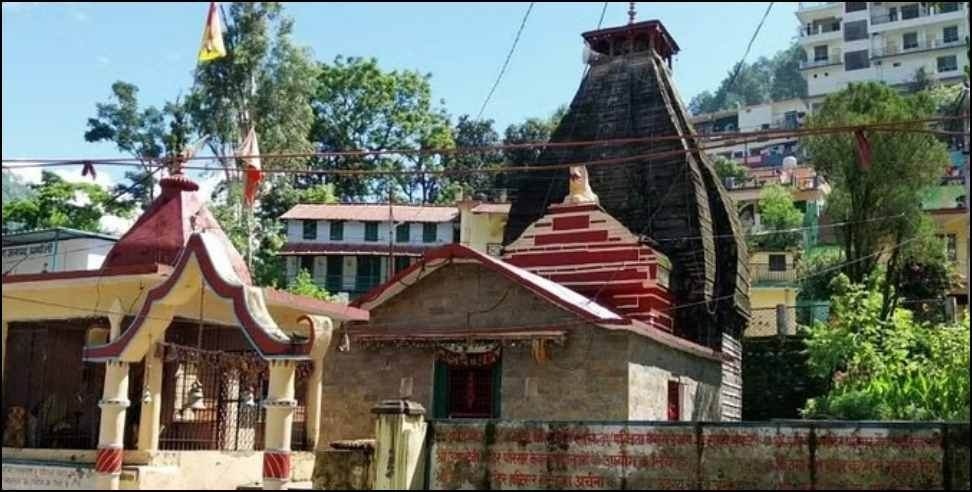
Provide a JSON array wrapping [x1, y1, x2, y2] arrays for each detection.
[[314, 274, 384, 295], [725, 174, 825, 192], [872, 38, 966, 58], [799, 22, 841, 38], [800, 50, 842, 70], [751, 263, 798, 286], [871, 3, 965, 25]]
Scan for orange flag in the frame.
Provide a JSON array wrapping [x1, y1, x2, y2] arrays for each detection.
[[198, 2, 227, 62], [240, 127, 263, 205]]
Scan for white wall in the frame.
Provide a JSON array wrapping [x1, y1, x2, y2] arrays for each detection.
[[1, 237, 116, 275], [287, 219, 454, 247]]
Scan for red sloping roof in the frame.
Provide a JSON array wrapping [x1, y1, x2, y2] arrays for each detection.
[[471, 203, 512, 215], [281, 204, 458, 223], [353, 244, 627, 325], [279, 242, 434, 257]]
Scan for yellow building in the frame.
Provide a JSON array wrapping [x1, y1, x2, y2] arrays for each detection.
[[924, 180, 969, 309], [456, 200, 511, 257], [725, 166, 830, 337]]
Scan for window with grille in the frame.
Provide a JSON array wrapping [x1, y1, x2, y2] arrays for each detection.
[[329, 221, 344, 241], [845, 50, 871, 70], [903, 32, 919, 50], [302, 220, 317, 240], [938, 55, 958, 73], [365, 222, 379, 242], [814, 45, 829, 62], [423, 223, 438, 243], [943, 26, 959, 43], [396, 223, 411, 243], [447, 367, 495, 419], [843, 20, 868, 41]]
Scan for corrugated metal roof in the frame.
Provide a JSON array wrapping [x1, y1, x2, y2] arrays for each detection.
[[281, 204, 458, 223], [2, 227, 119, 247]]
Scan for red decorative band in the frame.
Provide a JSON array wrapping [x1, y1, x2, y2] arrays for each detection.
[[95, 447, 123, 475], [263, 451, 292, 480]]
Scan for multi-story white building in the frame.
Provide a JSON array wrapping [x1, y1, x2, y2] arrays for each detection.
[[279, 204, 459, 297], [1, 228, 118, 276], [691, 98, 809, 167], [797, 2, 969, 108]]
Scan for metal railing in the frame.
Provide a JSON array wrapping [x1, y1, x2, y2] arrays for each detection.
[[871, 3, 964, 25], [751, 263, 797, 285], [725, 175, 825, 192], [317, 274, 385, 295], [872, 38, 966, 58], [799, 21, 841, 38], [800, 50, 842, 70]]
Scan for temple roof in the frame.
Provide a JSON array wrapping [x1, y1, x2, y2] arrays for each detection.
[[100, 174, 253, 285], [503, 18, 750, 345]]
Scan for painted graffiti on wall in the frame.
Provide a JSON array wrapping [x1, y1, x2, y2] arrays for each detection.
[[428, 421, 970, 490]]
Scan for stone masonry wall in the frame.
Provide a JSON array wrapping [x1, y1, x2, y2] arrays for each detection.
[[627, 332, 723, 421]]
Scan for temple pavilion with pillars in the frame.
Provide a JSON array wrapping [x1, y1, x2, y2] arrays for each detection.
[[1, 172, 367, 490]]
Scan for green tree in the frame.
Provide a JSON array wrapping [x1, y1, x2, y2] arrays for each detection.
[[497, 107, 566, 191], [187, 2, 318, 177], [287, 269, 333, 301], [2, 172, 135, 233], [797, 246, 846, 302], [802, 83, 950, 292], [769, 44, 809, 101], [713, 156, 748, 183], [311, 56, 451, 201], [84, 81, 172, 208], [802, 276, 970, 421], [442, 115, 505, 200], [755, 184, 804, 251], [2, 171, 32, 207]]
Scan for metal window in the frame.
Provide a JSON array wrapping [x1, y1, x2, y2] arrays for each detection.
[[845, 49, 871, 70], [302, 220, 317, 240], [329, 221, 344, 241], [843, 20, 868, 42], [667, 381, 681, 421], [364, 222, 379, 242], [845, 2, 867, 13], [769, 254, 788, 272], [396, 222, 411, 243], [938, 55, 958, 73], [901, 4, 920, 20], [814, 45, 829, 62], [903, 32, 919, 50], [423, 223, 437, 243], [943, 26, 959, 44]]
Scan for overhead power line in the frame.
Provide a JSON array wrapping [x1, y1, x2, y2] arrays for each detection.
[[723, 2, 774, 95], [476, 2, 535, 120]]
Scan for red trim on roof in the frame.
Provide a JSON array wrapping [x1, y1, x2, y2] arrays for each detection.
[[84, 234, 315, 362], [279, 242, 433, 257], [352, 244, 628, 326], [350, 326, 566, 342], [281, 204, 458, 223], [264, 288, 368, 322], [2, 264, 168, 284]]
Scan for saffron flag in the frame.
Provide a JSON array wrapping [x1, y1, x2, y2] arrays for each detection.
[[240, 127, 263, 205], [198, 2, 227, 62]]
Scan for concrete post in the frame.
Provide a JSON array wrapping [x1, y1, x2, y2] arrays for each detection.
[[2, 320, 8, 385], [137, 344, 164, 451], [95, 360, 130, 490], [305, 358, 324, 452], [371, 399, 428, 490], [263, 360, 297, 491]]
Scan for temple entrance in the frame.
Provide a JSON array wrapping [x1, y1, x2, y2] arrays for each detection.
[[432, 343, 502, 419]]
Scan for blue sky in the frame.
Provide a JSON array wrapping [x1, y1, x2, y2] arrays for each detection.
[[2, 2, 799, 187]]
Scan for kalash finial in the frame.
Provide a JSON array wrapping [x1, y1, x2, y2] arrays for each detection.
[[628, 1, 636, 24]]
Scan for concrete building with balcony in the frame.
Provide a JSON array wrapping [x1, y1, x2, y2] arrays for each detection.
[[722, 165, 831, 337], [797, 2, 968, 108], [690, 98, 809, 168], [279, 204, 459, 298]]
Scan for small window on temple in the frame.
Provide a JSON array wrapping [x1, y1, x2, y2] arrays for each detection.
[[667, 381, 681, 421], [769, 254, 788, 272]]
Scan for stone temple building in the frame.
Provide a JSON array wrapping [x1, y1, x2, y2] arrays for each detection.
[[317, 16, 750, 445]]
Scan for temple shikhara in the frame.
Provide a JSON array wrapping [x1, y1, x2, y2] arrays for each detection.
[[2, 10, 750, 492]]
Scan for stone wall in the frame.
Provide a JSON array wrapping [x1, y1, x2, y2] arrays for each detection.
[[429, 420, 971, 490], [627, 332, 723, 421]]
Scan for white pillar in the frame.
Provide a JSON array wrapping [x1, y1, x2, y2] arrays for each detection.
[[137, 344, 164, 451], [95, 360, 130, 490], [372, 399, 428, 490], [263, 360, 297, 491]]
